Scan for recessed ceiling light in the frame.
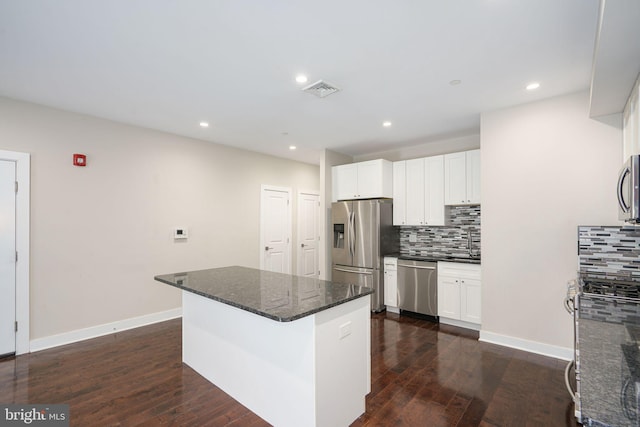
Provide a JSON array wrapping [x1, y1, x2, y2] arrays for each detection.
[[289, 145, 297, 150], [382, 121, 392, 127], [199, 122, 209, 128], [295, 75, 308, 84], [526, 82, 540, 91], [449, 79, 462, 86]]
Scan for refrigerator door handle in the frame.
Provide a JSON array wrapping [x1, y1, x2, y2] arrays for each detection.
[[349, 211, 356, 259]]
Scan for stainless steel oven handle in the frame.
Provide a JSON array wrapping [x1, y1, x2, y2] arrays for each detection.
[[333, 267, 373, 275], [397, 264, 436, 270], [618, 166, 631, 213]]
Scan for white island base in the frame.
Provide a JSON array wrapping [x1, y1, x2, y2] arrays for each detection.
[[182, 291, 371, 427]]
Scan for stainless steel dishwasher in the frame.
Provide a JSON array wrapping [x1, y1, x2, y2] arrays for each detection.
[[397, 259, 438, 318]]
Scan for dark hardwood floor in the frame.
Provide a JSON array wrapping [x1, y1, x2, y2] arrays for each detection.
[[0, 312, 579, 426]]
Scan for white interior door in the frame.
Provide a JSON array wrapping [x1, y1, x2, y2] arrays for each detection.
[[260, 186, 292, 274], [0, 160, 16, 356], [297, 192, 319, 278]]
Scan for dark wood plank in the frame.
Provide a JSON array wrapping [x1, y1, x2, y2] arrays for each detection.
[[0, 313, 579, 426]]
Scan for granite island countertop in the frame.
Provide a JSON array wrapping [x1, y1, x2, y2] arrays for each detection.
[[154, 266, 374, 322]]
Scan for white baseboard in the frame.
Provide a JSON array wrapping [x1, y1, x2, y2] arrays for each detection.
[[439, 317, 480, 331], [30, 307, 182, 353], [479, 330, 573, 361]]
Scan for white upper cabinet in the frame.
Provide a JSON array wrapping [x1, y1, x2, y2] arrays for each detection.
[[444, 149, 480, 205], [623, 75, 640, 160], [333, 164, 358, 202], [405, 158, 425, 225], [425, 156, 445, 225], [392, 155, 444, 226], [444, 152, 466, 205], [332, 159, 392, 201], [392, 161, 406, 225]]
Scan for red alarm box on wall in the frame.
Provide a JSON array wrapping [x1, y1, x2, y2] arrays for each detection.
[[73, 154, 86, 166]]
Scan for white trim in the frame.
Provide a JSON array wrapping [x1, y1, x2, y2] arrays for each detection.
[[296, 190, 320, 278], [479, 330, 573, 361], [259, 185, 292, 274], [30, 308, 182, 353], [440, 317, 480, 331], [0, 150, 30, 355]]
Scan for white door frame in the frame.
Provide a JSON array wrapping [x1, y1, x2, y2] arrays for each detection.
[[0, 150, 30, 355], [296, 190, 319, 278], [259, 185, 292, 274]]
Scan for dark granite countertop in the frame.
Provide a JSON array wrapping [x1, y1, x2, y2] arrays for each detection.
[[154, 266, 373, 322], [385, 253, 481, 265]]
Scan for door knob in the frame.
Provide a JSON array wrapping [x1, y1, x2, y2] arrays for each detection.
[[265, 246, 274, 251], [301, 243, 306, 248]]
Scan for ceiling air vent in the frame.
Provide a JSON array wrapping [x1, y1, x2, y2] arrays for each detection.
[[301, 80, 340, 98]]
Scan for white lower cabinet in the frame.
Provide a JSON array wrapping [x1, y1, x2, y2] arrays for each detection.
[[383, 257, 398, 311], [437, 262, 481, 329]]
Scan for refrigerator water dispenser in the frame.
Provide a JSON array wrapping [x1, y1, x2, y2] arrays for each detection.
[[333, 224, 345, 248]]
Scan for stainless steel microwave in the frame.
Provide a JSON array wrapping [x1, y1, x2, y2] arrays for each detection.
[[618, 155, 640, 223]]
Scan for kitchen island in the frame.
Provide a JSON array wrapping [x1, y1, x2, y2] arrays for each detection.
[[154, 266, 373, 427]]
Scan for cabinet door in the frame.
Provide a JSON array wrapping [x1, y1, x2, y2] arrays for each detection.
[[425, 155, 445, 225], [437, 276, 460, 319], [384, 269, 398, 307], [405, 158, 425, 225], [334, 164, 358, 201], [466, 150, 481, 204], [355, 160, 381, 199], [624, 77, 640, 159], [392, 161, 406, 225], [444, 152, 467, 205], [460, 278, 481, 324]]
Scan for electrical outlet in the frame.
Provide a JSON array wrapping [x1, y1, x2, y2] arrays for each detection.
[[339, 321, 352, 339]]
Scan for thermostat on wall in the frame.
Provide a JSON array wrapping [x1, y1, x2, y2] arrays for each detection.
[[174, 227, 188, 240]]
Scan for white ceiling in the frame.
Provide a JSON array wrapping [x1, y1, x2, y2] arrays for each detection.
[[0, 1, 602, 164]]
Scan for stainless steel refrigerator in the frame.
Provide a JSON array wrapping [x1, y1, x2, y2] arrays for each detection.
[[331, 199, 397, 312]]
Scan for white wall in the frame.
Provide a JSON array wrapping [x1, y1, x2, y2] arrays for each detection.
[[480, 91, 622, 358], [319, 149, 353, 279], [0, 97, 319, 342], [353, 133, 480, 162]]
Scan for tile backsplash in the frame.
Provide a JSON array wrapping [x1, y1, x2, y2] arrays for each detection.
[[399, 205, 481, 258], [578, 225, 640, 279]]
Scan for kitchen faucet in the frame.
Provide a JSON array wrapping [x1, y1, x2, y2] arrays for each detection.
[[467, 230, 480, 258]]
